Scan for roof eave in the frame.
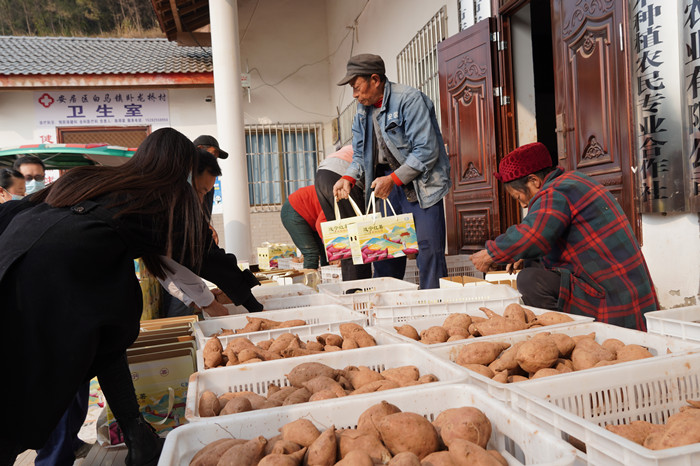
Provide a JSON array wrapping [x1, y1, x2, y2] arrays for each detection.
[[0, 72, 214, 89]]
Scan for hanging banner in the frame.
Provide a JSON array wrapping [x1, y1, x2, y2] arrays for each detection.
[[34, 89, 170, 129], [632, 1, 688, 212], [684, 0, 700, 212]]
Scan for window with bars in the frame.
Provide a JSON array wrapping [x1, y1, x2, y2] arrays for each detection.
[[396, 6, 448, 127], [245, 123, 324, 209]]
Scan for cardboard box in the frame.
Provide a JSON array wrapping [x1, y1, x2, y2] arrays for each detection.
[[439, 275, 489, 288], [257, 243, 296, 269], [484, 271, 518, 290]]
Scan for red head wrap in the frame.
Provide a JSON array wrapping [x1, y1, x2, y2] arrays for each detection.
[[494, 142, 553, 183]]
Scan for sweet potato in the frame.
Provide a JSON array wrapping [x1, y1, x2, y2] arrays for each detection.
[[378, 412, 440, 459], [342, 338, 359, 350], [386, 451, 421, 465], [345, 366, 384, 390], [433, 407, 492, 449], [256, 454, 298, 466], [279, 419, 321, 447], [550, 333, 576, 358], [339, 323, 376, 347], [266, 437, 302, 455], [615, 344, 653, 362], [357, 401, 402, 438], [446, 327, 470, 338], [553, 358, 574, 372], [219, 397, 252, 416], [531, 368, 561, 379], [222, 347, 238, 366], [645, 409, 700, 449], [601, 338, 625, 357], [443, 313, 473, 330], [420, 451, 455, 465], [571, 332, 596, 344], [268, 333, 299, 353], [257, 339, 274, 351], [334, 449, 374, 466], [473, 315, 528, 336], [491, 371, 508, 383], [421, 326, 449, 344], [309, 389, 340, 402], [236, 348, 259, 363], [487, 450, 508, 466], [304, 425, 336, 466], [418, 374, 439, 384], [516, 337, 559, 373], [237, 319, 262, 334], [282, 387, 312, 405], [394, 324, 420, 341], [266, 386, 297, 404], [189, 438, 246, 466], [455, 341, 510, 366], [532, 311, 574, 326], [278, 319, 307, 328], [571, 338, 614, 370], [447, 439, 502, 466], [462, 364, 495, 379], [351, 379, 399, 394], [302, 376, 346, 397], [381, 366, 420, 386], [606, 420, 665, 445], [198, 390, 221, 417], [337, 429, 392, 463], [508, 375, 529, 383], [282, 348, 324, 358], [203, 336, 223, 369], [316, 333, 343, 347], [216, 436, 267, 466], [502, 303, 527, 323], [287, 362, 338, 388], [487, 341, 525, 372]]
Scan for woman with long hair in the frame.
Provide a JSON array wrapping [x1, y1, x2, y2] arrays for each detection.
[[0, 127, 205, 465]]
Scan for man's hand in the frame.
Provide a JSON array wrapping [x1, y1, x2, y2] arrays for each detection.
[[470, 249, 495, 274], [333, 178, 352, 199], [212, 288, 233, 304], [371, 175, 394, 199], [201, 299, 229, 317], [506, 259, 524, 275]]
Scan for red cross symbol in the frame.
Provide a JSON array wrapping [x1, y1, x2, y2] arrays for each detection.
[[38, 93, 54, 108]]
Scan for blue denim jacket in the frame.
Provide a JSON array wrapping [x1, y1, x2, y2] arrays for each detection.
[[346, 81, 451, 209]]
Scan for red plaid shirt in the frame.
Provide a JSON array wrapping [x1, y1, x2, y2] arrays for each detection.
[[486, 168, 658, 330]]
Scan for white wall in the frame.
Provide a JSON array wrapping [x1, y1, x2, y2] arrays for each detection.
[[642, 213, 700, 309], [0, 91, 42, 145]]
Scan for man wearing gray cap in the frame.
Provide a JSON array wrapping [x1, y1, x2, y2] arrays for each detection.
[[333, 54, 450, 289]]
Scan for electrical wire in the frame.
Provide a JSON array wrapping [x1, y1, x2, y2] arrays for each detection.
[[240, 0, 261, 45]]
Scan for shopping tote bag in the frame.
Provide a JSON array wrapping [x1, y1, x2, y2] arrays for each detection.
[[320, 196, 367, 262], [347, 193, 419, 265]]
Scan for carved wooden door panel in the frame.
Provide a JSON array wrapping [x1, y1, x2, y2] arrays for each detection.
[[438, 19, 501, 255], [551, 0, 639, 236]]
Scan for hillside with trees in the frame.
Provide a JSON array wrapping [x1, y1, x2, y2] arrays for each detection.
[[0, 0, 162, 37]]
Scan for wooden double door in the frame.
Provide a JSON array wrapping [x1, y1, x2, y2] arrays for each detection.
[[438, 0, 638, 254]]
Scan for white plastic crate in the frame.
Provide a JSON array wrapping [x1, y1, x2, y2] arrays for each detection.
[[204, 283, 317, 318], [317, 277, 418, 317], [320, 264, 342, 283], [370, 284, 522, 325], [162, 383, 577, 466], [193, 305, 367, 348], [645, 305, 700, 342], [195, 326, 403, 371], [257, 292, 342, 311], [375, 305, 593, 345], [185, 343, 468, 422], [403, 254, 481, 285], [427, 322, 700, 402], [508, 350, 700, 466]]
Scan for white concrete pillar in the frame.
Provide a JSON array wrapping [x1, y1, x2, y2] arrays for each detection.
[[209, 0, 253, 262]]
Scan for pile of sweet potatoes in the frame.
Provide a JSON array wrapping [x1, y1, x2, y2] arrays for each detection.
[[453, 331, 655, 382], [208, 316, 309, 338], [606, 400, 700, 450], [190, 401, 506, 465], [202, 323, 377, 369], [197, 361, 438, 418], [393, 304, 575, 344]]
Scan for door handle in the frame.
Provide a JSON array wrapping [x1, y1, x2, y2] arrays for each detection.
[[555, 113, 574, 160]]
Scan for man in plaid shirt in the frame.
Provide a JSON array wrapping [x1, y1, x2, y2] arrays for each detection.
[[470, 142, 658, 330]]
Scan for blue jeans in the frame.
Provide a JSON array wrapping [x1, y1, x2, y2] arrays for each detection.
[[35, 383, 89, 466], [372, 169, 447, 289], [280, 200, 328, 269]]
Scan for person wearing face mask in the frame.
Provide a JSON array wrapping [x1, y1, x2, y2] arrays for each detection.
[[469, 142, 658, 330], [13, 155, 46, 195], [0, 168, 25, 202]]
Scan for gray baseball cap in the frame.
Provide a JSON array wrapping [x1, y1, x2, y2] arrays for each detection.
[[337, 54, 385, 86]]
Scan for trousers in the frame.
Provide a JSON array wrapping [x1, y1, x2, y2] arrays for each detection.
[[372, 167, 447, 289], [280, 200, 328, 269], [516, 260, 561, 310]]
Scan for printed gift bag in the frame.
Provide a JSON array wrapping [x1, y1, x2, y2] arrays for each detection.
[[348, 194, 418, 265], [320, 196, 366, 262]]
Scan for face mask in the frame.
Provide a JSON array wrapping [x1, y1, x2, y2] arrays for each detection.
[[25, 179, 45, 194], [11, 194, 23, 200], [187, 171, 193, 186]]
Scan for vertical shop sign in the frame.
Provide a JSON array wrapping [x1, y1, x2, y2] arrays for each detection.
[[632, 0, 686, 212], [684, 0, 700, 211], [475, 0, 490, 23]]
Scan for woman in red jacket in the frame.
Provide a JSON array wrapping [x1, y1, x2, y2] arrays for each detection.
[[280, 185, 328, 269]]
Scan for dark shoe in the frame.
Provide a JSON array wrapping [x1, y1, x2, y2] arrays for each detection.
[[121, 417, 165, 466]]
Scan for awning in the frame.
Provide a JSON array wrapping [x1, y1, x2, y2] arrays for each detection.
[[0, 143, 136, 169]]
